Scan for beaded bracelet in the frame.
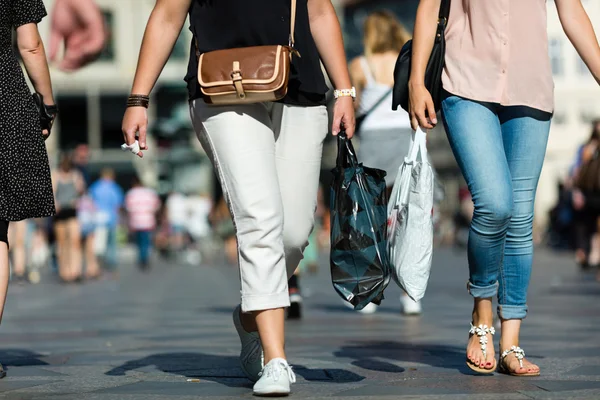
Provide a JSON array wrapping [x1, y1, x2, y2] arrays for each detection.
[[333, 87, 356, 99], [127, 94, 150, 108]]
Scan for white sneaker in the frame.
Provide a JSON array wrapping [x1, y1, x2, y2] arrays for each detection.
[[342, 301, 378, 314], [232, 305, 263, 382], [400, 295, 422, 315], [253, 358, 296, 397], [357, 302, 378, 314]]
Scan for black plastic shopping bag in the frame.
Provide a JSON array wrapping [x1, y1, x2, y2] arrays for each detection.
[[329, 134, 391, 310]]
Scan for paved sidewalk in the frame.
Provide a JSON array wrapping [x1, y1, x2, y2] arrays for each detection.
[[0, 246, 598, 399]]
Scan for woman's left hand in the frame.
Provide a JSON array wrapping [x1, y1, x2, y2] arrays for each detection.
[[332, 97, 356, 139]]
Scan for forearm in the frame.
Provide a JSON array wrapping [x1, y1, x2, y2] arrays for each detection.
[[130, 10, 187, 95], [408, 0, 441, 87], [557, 0, 600, 83], [18, 35, 54, 104], [309, 6, 351, 89]]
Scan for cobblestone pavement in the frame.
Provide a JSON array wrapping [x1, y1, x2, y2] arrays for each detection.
[[0, 246, 598, 399]]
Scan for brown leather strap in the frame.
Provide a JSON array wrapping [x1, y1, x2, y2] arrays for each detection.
[[289, 0, 297, 47]]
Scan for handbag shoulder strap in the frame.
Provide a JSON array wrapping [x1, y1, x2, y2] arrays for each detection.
[[289, 0, 297, 47], [439, 0, 451, 25]]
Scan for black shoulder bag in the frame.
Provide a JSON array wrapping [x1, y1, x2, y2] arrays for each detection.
[[391, 0, 451, 113]]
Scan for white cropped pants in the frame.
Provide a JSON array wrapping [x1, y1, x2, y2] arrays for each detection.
[[190, 100, 328, 312]]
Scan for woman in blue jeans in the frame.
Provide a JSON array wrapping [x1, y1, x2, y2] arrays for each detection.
[[410, 0, 600, 376]]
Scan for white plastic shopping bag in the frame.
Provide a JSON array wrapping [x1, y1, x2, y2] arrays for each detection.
[[387, 127, 434, 301]]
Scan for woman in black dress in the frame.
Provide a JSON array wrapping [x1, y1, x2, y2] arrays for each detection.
[[0, 0, 57, 376]]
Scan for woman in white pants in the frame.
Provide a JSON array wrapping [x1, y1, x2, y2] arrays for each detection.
[[121, 0, 355, 396]]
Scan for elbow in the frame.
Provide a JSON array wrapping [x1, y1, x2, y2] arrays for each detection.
[[19, 40, 44, 58]]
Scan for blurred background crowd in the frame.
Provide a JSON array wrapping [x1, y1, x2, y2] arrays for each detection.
[[9, 0, 600, 297]]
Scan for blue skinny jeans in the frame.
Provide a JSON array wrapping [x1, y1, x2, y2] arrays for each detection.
[[441, 94, 551, 320]]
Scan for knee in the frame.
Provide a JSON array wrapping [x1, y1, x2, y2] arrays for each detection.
[[236, 206, 284, 249], [472, 197, 513, 232], [507, 213, 534, 242], [283, 217, 314, 251]]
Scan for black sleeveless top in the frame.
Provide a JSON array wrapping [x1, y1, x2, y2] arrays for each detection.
[[184, 0, 328, 106]]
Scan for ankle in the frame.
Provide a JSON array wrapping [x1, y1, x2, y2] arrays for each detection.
[[263, 350, 286, 365], [471, 298, 494, 325], [499, 319, 522, 350]]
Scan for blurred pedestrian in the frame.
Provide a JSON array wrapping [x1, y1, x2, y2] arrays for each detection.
[[0, 0, 57, 376], [89, 168, 124, 272], [52, 153, 85, 282], [8, 221, 28, 284], [72, 143, 91, 187], [410, 0, 600, 376], [121, 0, 355, 395], [165, 191, 188, 253], [184, 191, 212, 264], [572, 121, 600, 271], [124, 177, 160, 270], [49, 0, 106, 71], [77, 191, 100, 279], [349, 10, 420, 315]]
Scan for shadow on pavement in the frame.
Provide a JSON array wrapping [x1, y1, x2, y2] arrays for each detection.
[[334, 341, 475, 375], [106, 352, 364, 385], [0, 349, 49, 367]]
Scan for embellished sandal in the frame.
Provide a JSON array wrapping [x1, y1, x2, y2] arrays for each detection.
[[466, 323, 497, 374], [498, 346, 540, 377]]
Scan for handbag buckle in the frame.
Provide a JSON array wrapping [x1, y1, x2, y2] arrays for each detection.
[[231, 61, 246, 99]]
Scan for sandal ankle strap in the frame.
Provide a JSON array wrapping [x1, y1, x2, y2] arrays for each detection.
[[501, 345, 525, 368], [469, 323, 495, 359]]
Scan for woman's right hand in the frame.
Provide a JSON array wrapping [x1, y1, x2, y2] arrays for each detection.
[[121, 107, 148, 158], [408, 82, 437, 131]]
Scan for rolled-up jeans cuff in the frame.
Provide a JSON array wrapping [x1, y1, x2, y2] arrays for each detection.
[[241, 291, 291, 313], [467, 281, 498, 298], [497, 304, 528, 320]]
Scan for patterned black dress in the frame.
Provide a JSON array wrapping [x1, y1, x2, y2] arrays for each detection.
[[0, 0, 55, 221]]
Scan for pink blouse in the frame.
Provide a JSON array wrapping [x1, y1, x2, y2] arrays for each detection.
[[442, 0, 554, 113]]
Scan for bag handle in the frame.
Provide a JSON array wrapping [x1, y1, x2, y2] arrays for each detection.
[[407, 127, 428, 163], [336, 132, 359, 168]]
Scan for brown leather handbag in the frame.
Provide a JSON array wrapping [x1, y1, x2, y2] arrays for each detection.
[[197, 0, 299, 105]]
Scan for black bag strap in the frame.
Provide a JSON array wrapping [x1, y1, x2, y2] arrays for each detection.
[[336, 133, 359, 169], [438, 0, 451, 28], [357, 87, 393, 120]]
